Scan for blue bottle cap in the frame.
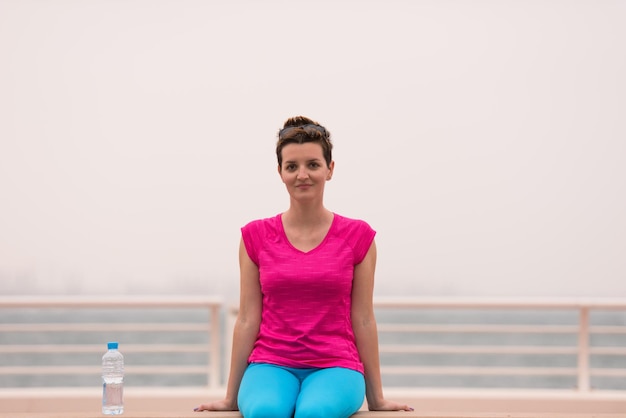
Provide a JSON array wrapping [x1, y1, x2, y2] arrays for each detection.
[[107, 342, 118, 350]]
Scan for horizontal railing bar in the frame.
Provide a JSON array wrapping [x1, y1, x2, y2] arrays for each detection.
[[10, 366, 616, 378], [374, 296, 626, 310], [380, 344, 578, 355], [7, 343, 602, 356], [376, 326, 622, 336], [381, 366, 578, 376], [590, 368, 626, 377], [0, 344, 210, 354], [590, 347, 626, 355], [591, 325, 626, 334], [0, 295, 223, 309], [0, 323, 209, 332], [0, 366, 210, 375], [377, 324, 578, 333], [5, 296, 623, 310]]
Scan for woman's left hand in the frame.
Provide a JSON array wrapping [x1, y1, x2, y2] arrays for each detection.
[[369, 399, 414, 412]]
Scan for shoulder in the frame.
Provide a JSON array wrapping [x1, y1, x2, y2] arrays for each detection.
[[242, 213, 281, 234], [332, 213, 376, 264], [240, 214, 282, 265], [332, 213, 375, 236]]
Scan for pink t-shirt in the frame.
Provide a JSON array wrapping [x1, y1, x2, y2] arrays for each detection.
[[241, 213, 376, 374]]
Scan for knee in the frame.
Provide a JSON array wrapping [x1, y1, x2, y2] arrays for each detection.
[[295, 404, 348, 418], [241, 402, 294, 418], [294, 406, 321, 418]]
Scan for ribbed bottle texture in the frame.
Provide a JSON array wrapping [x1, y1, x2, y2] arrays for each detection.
[[102, 342, 124, 415]]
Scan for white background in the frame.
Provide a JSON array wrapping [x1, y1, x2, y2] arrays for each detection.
[[1, 0, 625, 302]]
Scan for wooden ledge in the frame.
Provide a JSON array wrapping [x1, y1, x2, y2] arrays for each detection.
[[0, 413, 625, 418], [2, 388, 625, 416]]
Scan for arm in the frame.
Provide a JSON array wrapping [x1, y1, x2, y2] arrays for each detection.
[[351, 240, 413, 412], [195, 238, 262, 411]]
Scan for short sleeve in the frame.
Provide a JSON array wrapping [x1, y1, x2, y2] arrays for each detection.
[[241, 221, 260, 266], [334, 215, 376, 265], [352, 220, 376, 264]]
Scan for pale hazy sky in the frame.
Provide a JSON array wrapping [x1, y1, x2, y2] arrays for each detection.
[[1, 0, 625, 301]]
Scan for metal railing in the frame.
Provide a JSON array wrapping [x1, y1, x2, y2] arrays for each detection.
[[2, 296, 625, 393], [0, 296, 223, 389], [373, 297, 626, 392]]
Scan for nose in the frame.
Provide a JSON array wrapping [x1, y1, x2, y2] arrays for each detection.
[[297, 167, 309, 179]]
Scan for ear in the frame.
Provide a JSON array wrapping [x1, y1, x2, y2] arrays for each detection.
[[327, 160, 335, 180]]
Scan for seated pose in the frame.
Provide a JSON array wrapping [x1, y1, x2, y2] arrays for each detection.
[[195, 116, 412, 418]]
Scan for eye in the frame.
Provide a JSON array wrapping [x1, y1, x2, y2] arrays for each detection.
[[285, 163, 297, 171], [308, 162, 321, 169]]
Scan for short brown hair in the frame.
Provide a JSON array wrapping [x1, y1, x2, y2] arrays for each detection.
[[276, 116, 333, 168]]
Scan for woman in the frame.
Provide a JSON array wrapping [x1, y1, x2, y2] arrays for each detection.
[[195, 116, 412, 417]]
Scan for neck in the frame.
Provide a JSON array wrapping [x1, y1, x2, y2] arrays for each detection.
[[283, 201, 331, 227]]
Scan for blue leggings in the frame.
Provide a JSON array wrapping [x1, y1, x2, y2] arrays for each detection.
[[237, 363, 365, 418]]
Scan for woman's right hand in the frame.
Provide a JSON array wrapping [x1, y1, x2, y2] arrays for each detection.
[[194, 399, 238, 412]]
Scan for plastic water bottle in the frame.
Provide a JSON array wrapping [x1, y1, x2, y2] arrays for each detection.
[[102, 341, 124, 415]]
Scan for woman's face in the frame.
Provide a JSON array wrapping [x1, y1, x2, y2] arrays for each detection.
[[278, 142, 334, 202]]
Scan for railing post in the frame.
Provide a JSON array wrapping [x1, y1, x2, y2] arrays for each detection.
[[223, 305, 237, 387], [577, 306, 590, 392], [209, 304, 221, 389]]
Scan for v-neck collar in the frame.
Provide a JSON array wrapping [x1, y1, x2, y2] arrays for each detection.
[[278, 212, 337, 254]]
